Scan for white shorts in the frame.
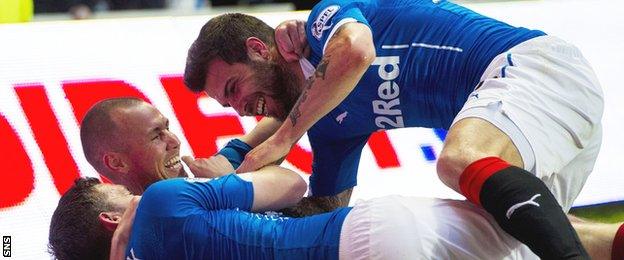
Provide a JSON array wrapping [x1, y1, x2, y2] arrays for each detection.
[[339, 196, 537, 260], [452, 35, 604, 211]]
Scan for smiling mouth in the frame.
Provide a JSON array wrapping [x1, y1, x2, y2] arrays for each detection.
[[256, 96, 267, 116], [164, 155, 181, 169]]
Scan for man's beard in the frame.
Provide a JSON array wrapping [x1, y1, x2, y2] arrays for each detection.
[[249, 59, 301, 121]]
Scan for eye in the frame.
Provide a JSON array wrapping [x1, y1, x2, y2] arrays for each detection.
[[225, 78, 238, 98], [231, 82, 238, 97], [228, 84, 235, 97]]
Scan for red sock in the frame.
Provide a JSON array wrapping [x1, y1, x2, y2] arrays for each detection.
[[612, 223, 624, 260], [459, 157, 511, 206]]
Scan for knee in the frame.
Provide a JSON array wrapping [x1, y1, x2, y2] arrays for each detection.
[[436, 148, 464, 191], [436, 146, 486, 192]]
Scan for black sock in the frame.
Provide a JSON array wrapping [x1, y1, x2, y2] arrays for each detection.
[[482, 167, 589, 259], [460, 157, 589, 259]]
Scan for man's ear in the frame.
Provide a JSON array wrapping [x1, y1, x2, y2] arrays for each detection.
[[246, 37, 271, 61], [103, 152, 129, 173], [98, 212, 122, 232]]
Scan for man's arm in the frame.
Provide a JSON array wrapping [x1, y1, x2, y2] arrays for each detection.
[[239, 165, 308, 212], [239, 117, 282, 148], [238, 22, 375, 172], [218, 117, 289, 169]]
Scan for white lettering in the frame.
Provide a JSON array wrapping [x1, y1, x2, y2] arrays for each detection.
[[371, 56, 404, 128], [378, 81, 399, 100], [372, 99, 402, 116], [311, 5, 340, 40], [372, 56, 400, 80], [375, 116, 405, 128]]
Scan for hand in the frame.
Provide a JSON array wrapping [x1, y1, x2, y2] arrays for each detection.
[[182, 154, 235, 178], [237, 136, 292, 173], [109, 196, 141, 260], [275, 19, 310, 62]]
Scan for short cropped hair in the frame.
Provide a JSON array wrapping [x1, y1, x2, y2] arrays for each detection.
[[80, 97, 144, 173], [48, 178, 112, 260], [184, 13, 276, 92]]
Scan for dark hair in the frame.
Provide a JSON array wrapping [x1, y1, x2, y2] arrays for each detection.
[[48, 177, 113, 260], [184, 13, 276, 92], [80, 97, 144, 173]]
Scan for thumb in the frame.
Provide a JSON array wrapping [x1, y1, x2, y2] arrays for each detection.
[[237, 157, 257, 174], [236, 160, 250, 174], [181, 155, 195, 166]]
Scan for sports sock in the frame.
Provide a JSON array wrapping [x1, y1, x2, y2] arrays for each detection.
[[612, 223, 624, 260], [460, 157, 589, 259]]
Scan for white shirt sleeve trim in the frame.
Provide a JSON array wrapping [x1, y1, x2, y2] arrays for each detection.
[[299, 58, 316, 79]]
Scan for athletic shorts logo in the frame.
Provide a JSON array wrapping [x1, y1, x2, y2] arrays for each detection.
[[312, 5, 340, 40]]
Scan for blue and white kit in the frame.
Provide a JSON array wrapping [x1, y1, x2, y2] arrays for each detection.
[[125, 175, 351, 259], [124, 176, 539, 259], [302, 0, 603, 209]]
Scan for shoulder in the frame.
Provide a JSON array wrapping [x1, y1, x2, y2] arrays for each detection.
[[307, 0, 371, 51], [140, 175, 251, 215]]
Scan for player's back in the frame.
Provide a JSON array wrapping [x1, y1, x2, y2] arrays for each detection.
[[307, 0, 546, 131], [125, 176, 351, 260]]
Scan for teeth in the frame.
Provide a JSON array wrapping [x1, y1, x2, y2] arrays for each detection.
[[257, 96, 265, 115], [165, 156, 181, 168]]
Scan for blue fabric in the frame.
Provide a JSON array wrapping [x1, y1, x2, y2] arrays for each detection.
[[304, 0, 545, 196], [217, 139, 252, 169], [126, 176, 352, 259]]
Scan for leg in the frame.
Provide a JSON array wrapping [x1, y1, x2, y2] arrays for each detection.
[[437, 117, 523, 192], [569, 215, 624, 260], [438, 117, 588, 259]]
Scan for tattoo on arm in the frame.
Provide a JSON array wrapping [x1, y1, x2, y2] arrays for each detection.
[[288, 57, 330, 127]]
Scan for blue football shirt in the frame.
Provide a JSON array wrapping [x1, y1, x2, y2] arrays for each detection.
[[125, 175, 351, 259], [304, 0, 545, 196]]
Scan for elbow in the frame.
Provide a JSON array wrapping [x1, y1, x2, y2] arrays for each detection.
[[343, 39, 375, 68], [292, 174, 308, 199], [264, 165, 307, 206], [340, 29, 376, 69], [286, 171, 307, 205], [279, 167, 307, 206]]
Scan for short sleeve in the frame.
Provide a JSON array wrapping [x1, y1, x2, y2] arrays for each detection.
[[140, 174, 254, 216], [306, 1, 371, 57]]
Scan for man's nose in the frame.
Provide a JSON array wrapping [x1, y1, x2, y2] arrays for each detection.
[[164, 130, 180, 150]]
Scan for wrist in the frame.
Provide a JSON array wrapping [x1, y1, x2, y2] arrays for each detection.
[[273, 124, 300, 145]]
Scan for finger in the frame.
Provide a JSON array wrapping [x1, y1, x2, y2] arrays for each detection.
[[181, 155, 195, 165], [297, 20, 307, 55], [237, 155, 259, 173], [276, 25, 295, 55], [303, 45, 311, 59], [287, 22, 302, 56], [237, 160, 251, 173]]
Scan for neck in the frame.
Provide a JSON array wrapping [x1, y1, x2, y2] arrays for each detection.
[[112, 174, 145, 195]]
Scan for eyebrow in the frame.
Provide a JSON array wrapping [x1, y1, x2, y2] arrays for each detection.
[[147, 118, 169, 134]]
